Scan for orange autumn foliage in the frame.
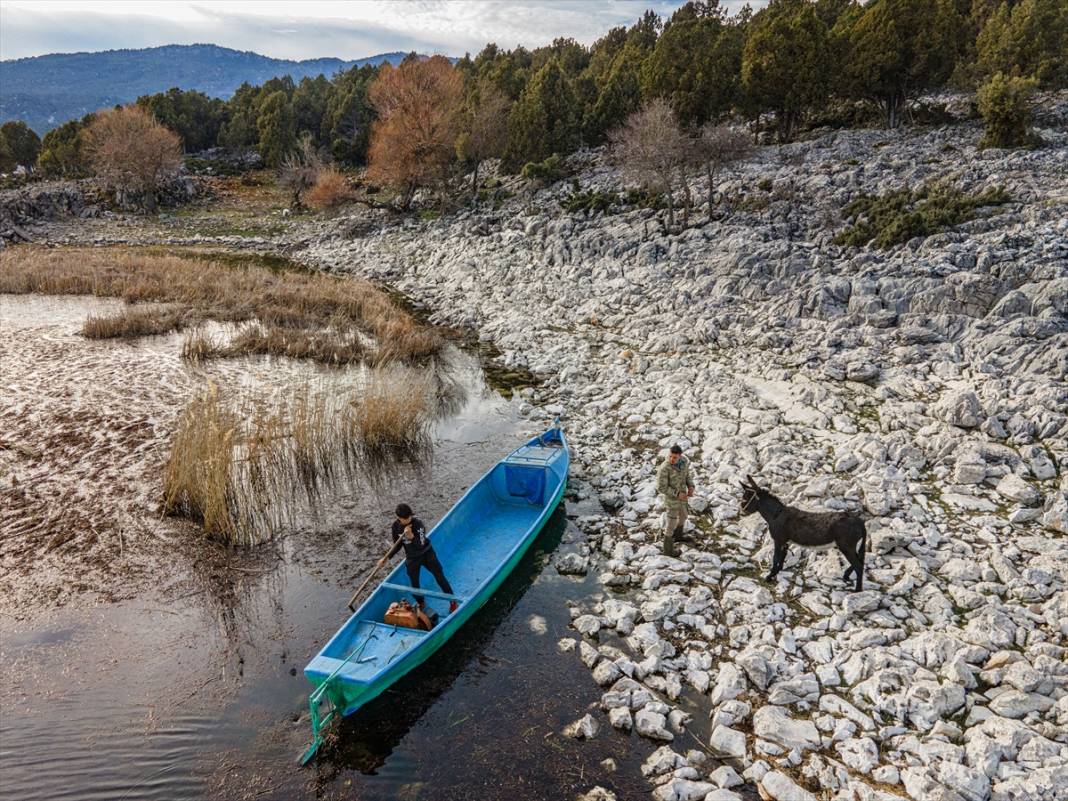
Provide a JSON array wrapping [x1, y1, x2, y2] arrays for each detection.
[[366, 56, 463, 208]]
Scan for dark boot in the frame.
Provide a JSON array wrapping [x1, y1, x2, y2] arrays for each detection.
[[673, 524, 692, 543], [662, 531, 677, 557]]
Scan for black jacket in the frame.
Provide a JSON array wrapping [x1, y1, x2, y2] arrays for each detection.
[[390, 517, 432, 562]]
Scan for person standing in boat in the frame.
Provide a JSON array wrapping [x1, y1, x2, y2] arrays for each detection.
[[378, 503, 459, 614], [656, 444, 695, 557]]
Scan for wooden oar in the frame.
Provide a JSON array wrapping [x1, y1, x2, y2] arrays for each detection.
[[347, 542, 398, 611]]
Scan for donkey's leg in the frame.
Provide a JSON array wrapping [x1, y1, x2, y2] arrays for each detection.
[[766, 542, 785, 582], [837, 539, 864, 592], [855, 531, 866, 592]]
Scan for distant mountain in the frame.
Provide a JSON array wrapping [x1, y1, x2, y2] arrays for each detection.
[[0, 44, 410, 134]]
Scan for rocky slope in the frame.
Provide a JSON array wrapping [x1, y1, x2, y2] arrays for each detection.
[[301, 112, 1068, 801]]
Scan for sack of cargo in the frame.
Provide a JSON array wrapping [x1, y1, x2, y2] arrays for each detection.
[[384, 600, 432, 631]]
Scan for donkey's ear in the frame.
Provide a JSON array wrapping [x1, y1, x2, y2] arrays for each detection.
[[746, 474, 758, 488]]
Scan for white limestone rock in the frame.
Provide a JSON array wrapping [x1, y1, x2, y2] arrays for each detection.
[[563, 713, 600, 740], [708, 765, 744, 789], [753, 705, 821, 752], [709, 725, 747, 760], [836, 737, 880, 775], [635, 708, 674, 742], [758, 770, 817, 801], [608, 706, 632, 731], [995, 474, 1042, 507]]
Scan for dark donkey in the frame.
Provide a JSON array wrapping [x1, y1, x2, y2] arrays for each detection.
[[739, 475, 868, 592]]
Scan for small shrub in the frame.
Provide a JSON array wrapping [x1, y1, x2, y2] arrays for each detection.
[[560, 189, 617, 215], [757, 178, 773, 191], [622, 188, 664, 209], [520, 153, 567, 184], [977, 73, 1038, 149], [835, 183, 1012, 249], [277, 135, 322, 208], [184, 157, 243, 177], [305, 168, 353, 211]]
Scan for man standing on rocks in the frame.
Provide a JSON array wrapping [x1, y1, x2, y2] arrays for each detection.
[[657, 444, 694, 556]]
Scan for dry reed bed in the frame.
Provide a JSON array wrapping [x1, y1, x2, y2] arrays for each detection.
[[161, 370, 435, 546], [180, 322, 368, 366], [82, 306, 190, 339], [0, 246, 442, 364]]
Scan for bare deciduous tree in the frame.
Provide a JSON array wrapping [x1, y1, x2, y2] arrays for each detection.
[[83, 106, 182, 212], [456, 86, 510, 203], [367, 56, 464, 210], [278, 134, 322, 209], [690, 123, 753, 221], [608, 98, 689, 229]]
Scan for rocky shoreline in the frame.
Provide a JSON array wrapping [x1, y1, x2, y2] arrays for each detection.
[[300, 115, 1067, 801], [6, 106, 1067, 801]]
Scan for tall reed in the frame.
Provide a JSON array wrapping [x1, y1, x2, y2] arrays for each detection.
[[161, 369, 435, 545]]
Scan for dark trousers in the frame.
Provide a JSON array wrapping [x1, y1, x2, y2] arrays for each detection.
[[405, 548, 453, 605]]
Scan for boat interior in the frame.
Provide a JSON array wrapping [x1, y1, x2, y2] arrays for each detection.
[[306, 431, 566, 685]]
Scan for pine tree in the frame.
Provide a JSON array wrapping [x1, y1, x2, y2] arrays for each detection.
[[37, 115, 93, 177], [324, 65, 377, 165], [0, 121, 42, 169], [219, 83, 261, 150], [977, 0, 1068, 89], [839, 0, 962, 128], [742, 0, 831, 142], [503, 61, 581, 170], [642, 1, 742, 127], [137, 88, 226, 152], [292, 75, 333, 145], [256, 91, 297, 167], [584, 49, 644, 143], [0, 130, 14, 173]]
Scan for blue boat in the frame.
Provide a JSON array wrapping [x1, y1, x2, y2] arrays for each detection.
[[300, 421, 569, 764]]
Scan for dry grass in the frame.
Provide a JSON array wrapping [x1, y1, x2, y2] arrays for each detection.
[[0, 246, 442, 364], [82, 306, 189, 339], [305, 168, 354, 211], [351, 369, 434, 453], [161, 385, 241, 542], [161, 371, 434, 545], [180, 329, 218, 362], [180, 322, 367, 365]]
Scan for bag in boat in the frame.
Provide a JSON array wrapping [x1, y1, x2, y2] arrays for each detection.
[[384, 599, 434, 631]]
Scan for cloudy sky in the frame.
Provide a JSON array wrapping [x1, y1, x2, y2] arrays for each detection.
[[0, 1, 763, 62]]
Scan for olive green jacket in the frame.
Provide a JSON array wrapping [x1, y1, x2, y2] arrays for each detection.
[[657, 456, 694, 510]]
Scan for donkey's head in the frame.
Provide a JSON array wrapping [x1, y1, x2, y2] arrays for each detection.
[[739, 475, 764, 516]]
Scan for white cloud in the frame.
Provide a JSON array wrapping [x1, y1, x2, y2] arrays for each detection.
[[0, 0, 762, 61]]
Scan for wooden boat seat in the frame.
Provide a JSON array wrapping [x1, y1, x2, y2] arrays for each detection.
[[379, 582, 465, 603]]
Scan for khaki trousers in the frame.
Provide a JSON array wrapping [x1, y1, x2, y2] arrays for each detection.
[[663, 505, 687, 554]]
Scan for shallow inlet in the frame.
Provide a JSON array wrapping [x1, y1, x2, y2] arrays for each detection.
[[0, 293, 654, 801]]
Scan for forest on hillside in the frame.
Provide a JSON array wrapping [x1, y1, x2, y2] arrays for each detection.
[[1, 0, 1064, 193]]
